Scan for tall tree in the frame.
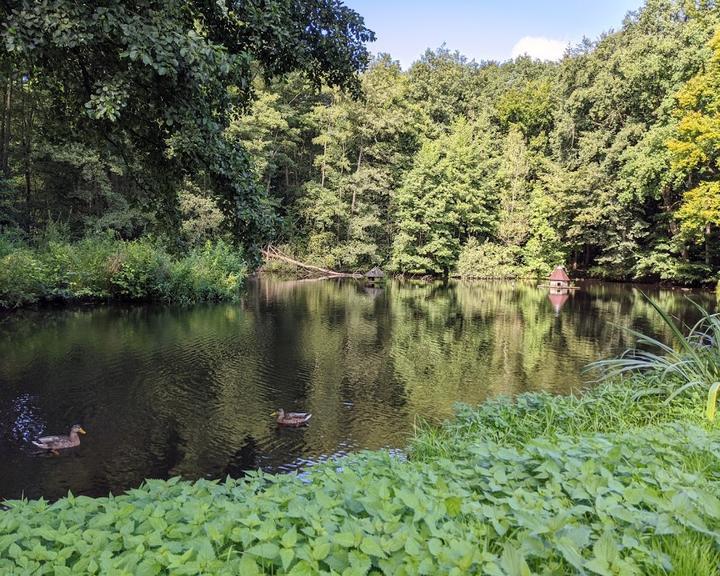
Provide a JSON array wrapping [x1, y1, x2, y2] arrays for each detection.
[[669, 28, 720, 267], [289, 56, 424, 268], [496, 128, 532, 248], [391, 118, 496, 275]]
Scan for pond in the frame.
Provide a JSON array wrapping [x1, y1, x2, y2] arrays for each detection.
[[0, 277, 714, 501]]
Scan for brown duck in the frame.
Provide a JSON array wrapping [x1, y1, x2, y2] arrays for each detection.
[[32, 425, 86, 453], [272, 409, 311, 427]]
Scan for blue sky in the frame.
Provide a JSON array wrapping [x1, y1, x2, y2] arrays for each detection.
[[343, 0, 644, 68]]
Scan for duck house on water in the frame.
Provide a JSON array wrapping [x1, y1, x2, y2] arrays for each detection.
[[365, 266, 385, 285], [540, 265, 580, 291], [549, 265, 570, 289]]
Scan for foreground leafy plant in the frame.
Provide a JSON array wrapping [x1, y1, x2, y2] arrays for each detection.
[[588, 295, 720, 420]]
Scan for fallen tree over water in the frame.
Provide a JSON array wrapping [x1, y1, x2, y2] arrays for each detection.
[[261, 245, 363, 278]]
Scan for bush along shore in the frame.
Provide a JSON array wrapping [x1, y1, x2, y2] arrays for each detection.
[[0, 237, 247, 309], [1, 379, 719, 575]]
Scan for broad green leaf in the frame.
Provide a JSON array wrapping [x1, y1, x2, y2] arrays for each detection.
[[706, 382, 720, 421], [282, 526, 298, 548], [360, 536, 385, 558], [500, 544, 531, 576]]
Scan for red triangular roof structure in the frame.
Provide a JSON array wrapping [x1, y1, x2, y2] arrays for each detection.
[[548, 266, 570, 282]]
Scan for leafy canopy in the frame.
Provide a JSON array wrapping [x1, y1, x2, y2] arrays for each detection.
[[669, 28, 720, 242], [391, 118, 497, 275], [1, 0, 374, 257]]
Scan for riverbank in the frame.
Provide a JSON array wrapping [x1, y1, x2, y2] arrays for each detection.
[[0, 237, 247, 309], [1, 380, 717, 575], [262, 256, 717, 289]]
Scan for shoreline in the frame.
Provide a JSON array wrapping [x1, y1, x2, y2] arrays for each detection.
[[2, 273, 713, 314]]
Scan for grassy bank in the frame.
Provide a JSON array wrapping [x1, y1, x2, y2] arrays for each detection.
[[1, 381, 718, 575], [0, 237, 247, 309], [408, 381, 708, 460]]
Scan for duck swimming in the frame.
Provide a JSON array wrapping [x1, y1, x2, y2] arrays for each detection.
[[272, 409, 311, 427], [32, 424, 86, 453]]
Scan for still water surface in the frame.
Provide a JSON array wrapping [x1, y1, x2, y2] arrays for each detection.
[[0, 277, 714, 500]]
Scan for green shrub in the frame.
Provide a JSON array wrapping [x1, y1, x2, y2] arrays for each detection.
[[1, 420, 719, 575], [305, 232, 342, 270], [107, 240, 172, 300], [42, 241, 80, 299], [0, 249, 48, 307], [0, 232, 22, 259], [41, 239, 116, 300], [178, 180, 226, 247], [69, 238, 118, 298], [0, 237, 248, 308], [456, 238, 523, 279], [168, 240, 246, 303]]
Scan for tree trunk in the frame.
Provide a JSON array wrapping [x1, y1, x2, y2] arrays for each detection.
[[261, 246, 362, 278], [320, 147, 326, 187], [0, 80, 5, 176], [661, 186, 678, 236], [320, 115, 331, 188], [1, 76, 12, 178], [441, 266, 449, 284], [21, 77, 33, 224], [706, 223, 712, 267], [351, 147, 363, 215]]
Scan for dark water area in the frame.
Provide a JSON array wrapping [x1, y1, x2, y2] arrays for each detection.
[[0, 277, 714, 501]]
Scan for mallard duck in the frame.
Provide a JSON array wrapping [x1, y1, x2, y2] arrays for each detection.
[[32, 424, 86, 453], [272, 409, 311, 427]]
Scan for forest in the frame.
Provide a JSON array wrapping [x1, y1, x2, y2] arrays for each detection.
[[2, 0, 720, 290]]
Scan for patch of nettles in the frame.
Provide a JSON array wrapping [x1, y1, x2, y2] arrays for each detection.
[[1, 419, 719, 575]]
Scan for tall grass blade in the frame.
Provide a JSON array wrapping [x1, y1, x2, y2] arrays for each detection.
[[706, 382, 720, 421], [588, 294, 720, 413]]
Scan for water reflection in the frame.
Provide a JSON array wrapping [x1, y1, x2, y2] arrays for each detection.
[[548, 288, 571, 314], [0, 278, 713, 500]]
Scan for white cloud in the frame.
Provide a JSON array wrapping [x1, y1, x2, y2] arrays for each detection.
[[511, 36, 568, 61]]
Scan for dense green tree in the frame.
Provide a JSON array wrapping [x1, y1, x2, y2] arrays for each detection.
[[274, 0, 720, 283], [548, 0, 718, 280], [0, 0, 374, 257], [405, 48, 481, 132], [496, 128, 532, 248], [391, 118, 497, 275], [669, 28, 720, 266], [280, 56, 425, 268]]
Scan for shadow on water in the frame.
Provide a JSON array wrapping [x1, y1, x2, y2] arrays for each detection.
[[0, 277, 714, 500]]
